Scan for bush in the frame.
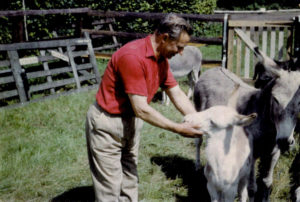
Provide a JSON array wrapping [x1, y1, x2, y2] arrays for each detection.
[[0, 0, 217, 44]]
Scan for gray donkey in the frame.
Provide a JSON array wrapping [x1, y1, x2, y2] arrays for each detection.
[[162, 45, 202, 105], [193, 30, 300, 201]]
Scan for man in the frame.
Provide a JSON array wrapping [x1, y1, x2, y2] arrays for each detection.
[[85, 13, 202, 202]]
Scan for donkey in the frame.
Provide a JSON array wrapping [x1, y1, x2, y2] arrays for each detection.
[[185, 105, 256, 202], [253, 56, 300, 89], [193, 47, 300, 201], [162, 45, 202, 105]]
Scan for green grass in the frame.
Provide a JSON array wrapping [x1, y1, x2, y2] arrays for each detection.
[[0, 50, 299, 201]]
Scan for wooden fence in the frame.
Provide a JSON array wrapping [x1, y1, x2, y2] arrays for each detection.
[[0, 32, 100, 108], [83, 10, 225, 67], [0, 9, 299, 107], [226, 14, 296, 81]]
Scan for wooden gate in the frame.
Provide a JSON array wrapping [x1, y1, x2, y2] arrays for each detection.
[[226, 15, 295, 82], [0, 32, 100, 108]]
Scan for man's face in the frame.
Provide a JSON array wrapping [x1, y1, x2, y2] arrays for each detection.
[[160, 31, 190, 59]]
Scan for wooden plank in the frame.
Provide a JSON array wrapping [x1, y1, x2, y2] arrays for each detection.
[[270, 27, 276, 59], [227, 28, 234, 71], [19, 56, 39, 65], [78, 74, 96, 82], [0, 69, 12, 75], [7, 50, 27, 102], [26, 66, 72, 79], [78, 70, 92, 76], [19, 54, 65, 66], [67, 45, 81, 89], [229, 13, 295, 22], [0, 8, 91, 17], [49, 50, 69, 62], [244, 29, 250, 78], [84, 32, 101, 83], [0, 89, 18, 99], [250, 26, 255, 75], [40, 50, 55, 94], [0, 60, 10, 68], [262, 28, 268, 54], [229, 20, 292, 27], [0, 75, 14, 85], [254, 27, 262, 67], [77, 63, 93, 71], [29, 77, 76, 93], [234, 28, 257, 50], [108, 19, 120, 48], [0, 38, 90, 51], [72, 50, 89, 58], [278, 27, 284, 60], [29, 74, 96, 93], [236, 35, 242, 77], [286, 28, 293, 55]]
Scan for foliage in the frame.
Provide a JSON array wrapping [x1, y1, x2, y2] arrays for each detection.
[[0, 0, 217, 44]]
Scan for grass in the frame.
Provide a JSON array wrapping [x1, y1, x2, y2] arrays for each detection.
[[1, 48, 300, 201]]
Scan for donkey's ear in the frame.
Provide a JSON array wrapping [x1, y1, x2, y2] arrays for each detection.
[[235, 113, 257, 126], [254, 47, 282, 77]]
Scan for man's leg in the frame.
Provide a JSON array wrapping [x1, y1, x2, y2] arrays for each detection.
[[86, 103, 123, 202], [119, 118, 143, 202]]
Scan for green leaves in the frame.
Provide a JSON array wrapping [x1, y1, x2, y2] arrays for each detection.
[[0, 0, 217, 44]]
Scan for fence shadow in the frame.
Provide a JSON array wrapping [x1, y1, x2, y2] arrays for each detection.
[[51, 186, 94, 202], [150, 155, 210, 202]]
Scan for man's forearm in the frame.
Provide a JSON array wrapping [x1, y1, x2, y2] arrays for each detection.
[[166, 86, 197, 115], [130, 96, 182, 133]]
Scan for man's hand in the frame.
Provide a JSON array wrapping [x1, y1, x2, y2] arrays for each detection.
[[176, 122, 203, 138]]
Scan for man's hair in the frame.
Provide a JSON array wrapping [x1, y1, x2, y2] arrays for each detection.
[[155, 13, 193, 40]]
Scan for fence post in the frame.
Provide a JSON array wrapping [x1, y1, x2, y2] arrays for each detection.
[[294, 16, 300, 56], [66, 45, 81, 89], [222, 14, 229, 68], [84, 32, 101, 83], [7, 50, 27, 103]]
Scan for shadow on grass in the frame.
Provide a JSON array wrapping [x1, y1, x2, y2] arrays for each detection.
[[150, 155, 210, 202], [51, 186, 94, 202], [290, 148, 300, 202]]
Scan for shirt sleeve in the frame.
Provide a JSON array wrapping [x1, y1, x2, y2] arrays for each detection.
[[117, 54, 148, 96]]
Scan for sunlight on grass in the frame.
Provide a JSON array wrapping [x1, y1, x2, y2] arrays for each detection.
[[1, 55, 299, 201]]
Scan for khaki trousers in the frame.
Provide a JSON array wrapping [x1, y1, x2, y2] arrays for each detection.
[[85, 102, 143, 202]]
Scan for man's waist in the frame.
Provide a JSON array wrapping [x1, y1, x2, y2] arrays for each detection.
[[94, 101, 136, 118]]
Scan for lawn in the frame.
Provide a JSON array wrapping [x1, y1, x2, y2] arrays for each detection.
[[0, 49, 299, 202]]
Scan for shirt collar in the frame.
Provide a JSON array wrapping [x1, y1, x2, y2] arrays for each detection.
[[145, 34, 156, 59]]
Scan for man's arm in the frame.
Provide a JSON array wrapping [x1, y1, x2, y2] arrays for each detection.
[[165, 85, 197, 115], [128, 94, 202, 138]]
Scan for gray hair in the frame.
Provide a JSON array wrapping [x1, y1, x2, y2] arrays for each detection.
[[155, 13, 193, 40]]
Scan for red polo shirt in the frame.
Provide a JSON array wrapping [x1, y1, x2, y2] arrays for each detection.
[[96, 35, 178, 115]]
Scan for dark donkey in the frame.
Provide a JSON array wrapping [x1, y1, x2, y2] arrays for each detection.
[[193, 33, 300, 201]]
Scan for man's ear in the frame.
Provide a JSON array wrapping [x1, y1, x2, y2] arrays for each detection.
[[161, 33, 169, 43]]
